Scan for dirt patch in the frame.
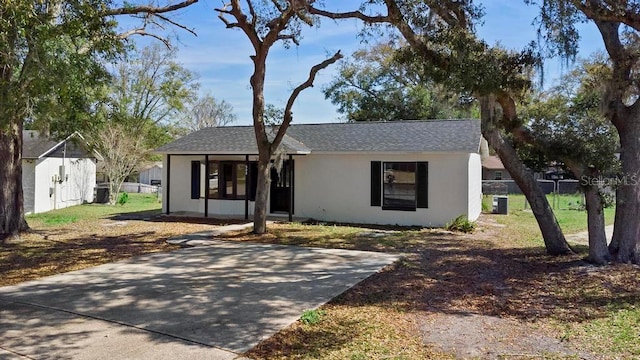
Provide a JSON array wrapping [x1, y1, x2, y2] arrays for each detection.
[[420, 313, 590, 359]]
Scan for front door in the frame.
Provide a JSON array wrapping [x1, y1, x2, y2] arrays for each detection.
[[270, 160, 293, 213]]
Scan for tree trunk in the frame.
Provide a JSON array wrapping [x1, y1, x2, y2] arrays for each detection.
[[562, 160, 610, 264], [610, 118, 640, 263], [0, 121, 29, 242], [480, 98, 573, 255], [583, 184, 611, 265], [252, 153, 271, 234]]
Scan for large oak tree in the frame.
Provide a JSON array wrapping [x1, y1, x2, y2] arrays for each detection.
[[307, 0, 574, 255], [0, 0, 198, 240], [529, 0, 640, 263], [214, 1, 342, 234], [524, 57, 619, 264]]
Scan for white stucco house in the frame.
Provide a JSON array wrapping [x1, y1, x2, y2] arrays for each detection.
[[155, 120, 483, 227], [22, 131, 100, 214]]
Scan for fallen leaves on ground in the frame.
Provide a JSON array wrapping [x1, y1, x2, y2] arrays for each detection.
[[241, 219, 640, 359], [3, 214, 640, 359], [0, 218, 216, 286]]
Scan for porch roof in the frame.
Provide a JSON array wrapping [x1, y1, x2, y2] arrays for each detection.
[[155, 119, 481, 155]]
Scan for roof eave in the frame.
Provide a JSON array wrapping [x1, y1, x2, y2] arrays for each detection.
[[308, 150, 479, 155], [153, 150, 310, 156]]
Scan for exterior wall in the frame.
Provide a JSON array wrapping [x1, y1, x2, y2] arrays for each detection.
[[32, 157, 96, 214], [22, 160, 36, 214], [467, 153, 482, 221], [163, 152, 480, 227], [294, 152, 474, 227], [162, 155, 256, 215], [140, 166, 162, 185]]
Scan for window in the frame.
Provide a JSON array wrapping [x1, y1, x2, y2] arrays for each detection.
[[208, 162, 219, 198], [371, 161, 428, 211], [209, 161, 247, 200], [383, 162, 416, 210], [494, 171, 503, 180]]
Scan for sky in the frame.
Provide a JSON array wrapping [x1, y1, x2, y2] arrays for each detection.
[[119, 0, 605, 126]]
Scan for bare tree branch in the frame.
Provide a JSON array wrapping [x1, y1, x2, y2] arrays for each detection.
[[154, 13, 198, 36], [270, 50, 343, 151], [306, 6, 391, 23], [271, 0, 286, 13], [277, 34, 300, 45], [107, 1, 199, 45], [216, 0, 262, 51], [247, 0, 258, 27], [104, 0, 199, 16], [574, 0, 640, 32], [217, 14, 240, 29], [118, 28, 171, 48], [307, 1, 451, 71]]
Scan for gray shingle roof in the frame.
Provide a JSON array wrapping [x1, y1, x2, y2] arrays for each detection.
[[154, 127, 311, 154], [22, 130, 101, 160], [155, 120, 481, 154], [22, 130, 61, 159]]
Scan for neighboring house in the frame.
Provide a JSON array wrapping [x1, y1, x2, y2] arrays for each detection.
[[139, 162, 163, 185], [155, 120, 482, 227], [482, 155, 512, 180], [22, 131, 100, 214]]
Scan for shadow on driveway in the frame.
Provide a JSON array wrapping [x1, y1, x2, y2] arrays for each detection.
[[0, 241, 399, 358]]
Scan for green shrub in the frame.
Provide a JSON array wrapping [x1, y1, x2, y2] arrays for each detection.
[[300, 309, 325, 325], [446, 215, 476, 233], [117, 192, 129, 206]]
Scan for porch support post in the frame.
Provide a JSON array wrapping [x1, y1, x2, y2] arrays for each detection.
[[166, 154, 171, 214], [245, 155, 249, 220], [288, 154, 293, 222], [204, 155, 209, 218]]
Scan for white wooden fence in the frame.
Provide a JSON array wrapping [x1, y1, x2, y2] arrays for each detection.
[[119, 182, 159, 194]]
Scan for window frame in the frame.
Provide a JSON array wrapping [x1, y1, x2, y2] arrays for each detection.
[[494, 171, 503, 180], [371, 161, 428, 211], [382, 161, 417, 211], [207, 161, 249, 200]]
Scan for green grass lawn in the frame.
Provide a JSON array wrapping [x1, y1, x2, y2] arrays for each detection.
[[26, 193, 161, 227], [482, 194, 615, 247]]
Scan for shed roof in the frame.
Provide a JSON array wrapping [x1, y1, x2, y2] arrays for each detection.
[[22, 131, 61, 159], [155, 119, 481, 155], [22, 130, 101, 160]]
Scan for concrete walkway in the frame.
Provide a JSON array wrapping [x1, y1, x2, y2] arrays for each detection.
[[0, 232, 399, 359], [565, 225, 614, 245], [166, 222, 261, 247]]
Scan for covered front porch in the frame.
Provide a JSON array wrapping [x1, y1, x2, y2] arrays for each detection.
[[163, 153, 301, 222]]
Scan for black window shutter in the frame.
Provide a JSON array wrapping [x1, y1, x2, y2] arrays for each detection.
[[191, 161, 201, 199], [371, 161, 381, 206], [417, 162, 428, 208]]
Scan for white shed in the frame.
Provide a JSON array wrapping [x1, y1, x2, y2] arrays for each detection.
[[22, 131, 100, 214]]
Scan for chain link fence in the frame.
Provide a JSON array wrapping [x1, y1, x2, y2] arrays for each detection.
[[483, 179, 591, 210]]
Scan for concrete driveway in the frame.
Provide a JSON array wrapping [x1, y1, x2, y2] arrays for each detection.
[[0, 240, 399, 359]]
